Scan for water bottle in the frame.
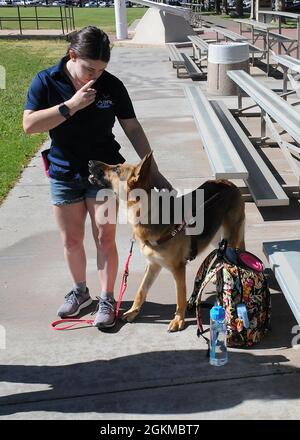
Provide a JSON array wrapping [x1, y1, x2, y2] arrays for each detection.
[[209, 305, 228, 366]]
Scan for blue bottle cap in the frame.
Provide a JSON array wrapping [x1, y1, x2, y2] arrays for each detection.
[[210, 305, 225, 321]]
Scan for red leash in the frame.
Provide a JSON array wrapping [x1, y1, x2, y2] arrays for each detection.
[[51, 238, 135, 330], [116, 237, 135, 318], [50, 318, 94, 331]]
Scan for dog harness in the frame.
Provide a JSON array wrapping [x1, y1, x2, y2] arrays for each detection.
[[144, 221, 198, 261], [143, 191, 223, 262]]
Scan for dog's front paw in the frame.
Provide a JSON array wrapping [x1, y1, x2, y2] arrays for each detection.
[[122, 308, 140, 323], [168, 316, 185, 332]]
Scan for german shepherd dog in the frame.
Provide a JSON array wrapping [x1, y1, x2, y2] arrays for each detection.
[[89, 153, 245, 332]]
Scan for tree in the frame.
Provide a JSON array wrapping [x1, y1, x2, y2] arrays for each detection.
[[275, 0, 285, 12], [236, 0, 243, 16], [215, 0, 221, 13], [275, 0, 286, 23], [250, 0, 255, 19], [222, 0, 229, 14]]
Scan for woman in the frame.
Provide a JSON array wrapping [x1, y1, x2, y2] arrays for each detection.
[[23, 26, 171, 329]]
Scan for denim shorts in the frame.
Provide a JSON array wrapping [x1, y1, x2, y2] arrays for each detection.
[[49, 176, 104, 206]]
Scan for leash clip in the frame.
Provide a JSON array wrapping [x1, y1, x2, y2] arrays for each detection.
[[129, 236, 135, 253], [124, 269, 129, 283]]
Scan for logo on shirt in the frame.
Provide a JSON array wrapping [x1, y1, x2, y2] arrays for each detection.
[[96, 94, 113, 109]]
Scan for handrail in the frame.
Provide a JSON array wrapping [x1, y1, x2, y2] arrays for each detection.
[[129, 0, 190, 19], [258, 9, 300, 58], [227, 69, 300, 144], [0, 5, 75, 35], [258, 10, 300, 20]]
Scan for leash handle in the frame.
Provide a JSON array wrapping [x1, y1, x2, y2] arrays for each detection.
[[50, 318, 94, 331]]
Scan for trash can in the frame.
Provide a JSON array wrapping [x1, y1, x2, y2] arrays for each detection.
[[207, 42, 249, 96]]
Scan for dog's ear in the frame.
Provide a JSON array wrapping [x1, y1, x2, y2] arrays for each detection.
[[133, 151, 153, 185], [89, 160, 107, 173]]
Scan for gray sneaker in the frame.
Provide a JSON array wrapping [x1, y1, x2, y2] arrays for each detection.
[[57, 288, 93, 318], [93, 294, 116, 328]]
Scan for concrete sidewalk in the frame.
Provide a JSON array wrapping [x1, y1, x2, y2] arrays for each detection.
[[1, 43, 300, 420]]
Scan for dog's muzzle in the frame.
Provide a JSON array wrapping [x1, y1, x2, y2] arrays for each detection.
[[88, 160, 108, 187], [88, 174, 98, 185]]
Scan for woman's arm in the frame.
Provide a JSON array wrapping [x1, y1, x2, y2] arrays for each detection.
[[118, 117, 151, 159], [23, 106, 71, 134], [23, 80, 96, 134], [119, 117, 174, 191]]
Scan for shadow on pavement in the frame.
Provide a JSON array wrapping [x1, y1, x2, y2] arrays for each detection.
[[0, 350, 299, 416], [0, 293, 299, 417]]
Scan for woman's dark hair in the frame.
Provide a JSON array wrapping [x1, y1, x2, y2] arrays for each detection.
[[67, 26, 110, 62]]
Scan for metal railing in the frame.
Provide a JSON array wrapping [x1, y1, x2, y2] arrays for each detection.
[[0, 5, 75, 35]]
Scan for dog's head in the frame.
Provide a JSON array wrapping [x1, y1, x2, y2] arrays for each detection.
[[88, 152, 153, 198]]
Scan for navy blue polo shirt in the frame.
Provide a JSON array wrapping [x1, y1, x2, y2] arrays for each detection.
[[25, 56, 136, 180]]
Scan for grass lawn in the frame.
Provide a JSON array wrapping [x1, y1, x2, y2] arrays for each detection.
[[0, 8, 146, 203], [0, 40, 67, 202], [0, 7, 146, 32]]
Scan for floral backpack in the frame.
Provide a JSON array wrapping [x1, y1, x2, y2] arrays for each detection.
[[188, 240, 271, 348]]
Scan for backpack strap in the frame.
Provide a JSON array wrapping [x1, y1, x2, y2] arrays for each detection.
[[187, 248, 219, 311], [195, 261, 224, 331], [187, 238, 229, 311], [187, 241, 228, 354], [187, 246, 226, 355]]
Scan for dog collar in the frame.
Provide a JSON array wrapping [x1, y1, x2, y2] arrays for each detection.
[[145, 222, 186, 247]]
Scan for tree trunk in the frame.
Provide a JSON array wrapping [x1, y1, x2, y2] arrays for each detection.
[[215, 0, 222, 14], [222, 0, 229, 14], [236, 0, 244, 17], [276, 0, 286, 23], [276, 0, 286, 12], [250, 0, 255, 19]]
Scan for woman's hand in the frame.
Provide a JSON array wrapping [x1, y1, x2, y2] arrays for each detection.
[[23, 80, 98, 134], [66, 80, 97, 113], [150, 164, 174, 192]]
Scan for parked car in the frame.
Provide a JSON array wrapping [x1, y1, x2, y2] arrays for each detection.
[[287, 0, 300, 11]]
